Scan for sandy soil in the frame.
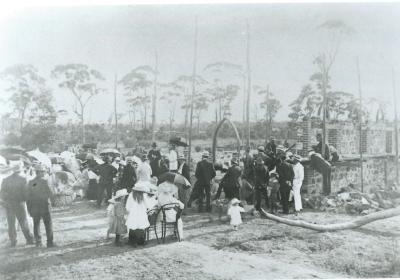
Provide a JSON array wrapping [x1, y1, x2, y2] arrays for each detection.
[[1, 201, 399, 279]]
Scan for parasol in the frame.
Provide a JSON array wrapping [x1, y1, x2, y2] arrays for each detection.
[[0, 155, 6, 166], [27, 149, 52, 169], [99, 148, 121, 156], [169, 136, 188, 147], [86, 153, 104, 164], [157, 172, 191, 190], [60, 151, 76, 160], [0, 147, 28, 160]]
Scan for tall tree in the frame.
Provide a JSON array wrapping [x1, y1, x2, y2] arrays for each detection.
[[119, 69, 152, 130], [176, 75, 207, 135], [193, 92, 209, 134], [203, 61, 243, 122], [52, 64, 105, 143], [289, 72, 356, 122], [315, 20, 353, 156], [1, 64, 55, 133], [159, 82, 181, 134], [120, 66, 157, 130], [257, 86, 281, 140]]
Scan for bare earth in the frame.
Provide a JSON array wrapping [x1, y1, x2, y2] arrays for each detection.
[[1, 201, 400, 279]]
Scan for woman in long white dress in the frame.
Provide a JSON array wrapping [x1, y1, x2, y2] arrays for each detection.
[[125, 181, 151, 245]]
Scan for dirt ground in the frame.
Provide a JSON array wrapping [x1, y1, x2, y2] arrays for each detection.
[[1, 200, 400, 279]]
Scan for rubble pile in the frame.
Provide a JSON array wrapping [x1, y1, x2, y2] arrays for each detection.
[[304, 185, 400, 215]]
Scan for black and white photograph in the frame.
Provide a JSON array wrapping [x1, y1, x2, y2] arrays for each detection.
[[1, 0, 400, 278]]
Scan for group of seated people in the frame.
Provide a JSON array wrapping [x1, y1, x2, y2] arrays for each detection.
[[106, 172, 184, 246]]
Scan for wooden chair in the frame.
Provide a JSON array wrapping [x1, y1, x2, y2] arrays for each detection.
[[160, 203, 182, 243], [145, 207, 160, 243]]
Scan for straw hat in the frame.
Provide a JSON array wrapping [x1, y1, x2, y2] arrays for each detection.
[[230, 198, 241, 205], [108, 188, 129, 202], [178, 155, 186, 160], [131, 181, 152, 193], [202, 151, 210, 158]]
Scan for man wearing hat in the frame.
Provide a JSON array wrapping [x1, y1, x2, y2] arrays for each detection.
[[256, 145, 276, 171], [242, 146, 254, 185], [193, 151, 216, 212], [168, 143, 178, 173], [148, 142, 161, 177], [177, 155, 190, 182], [275, 149, 295, 215], [292, 155, 304, 214], [216, 158, 242, 201], [265, 137, 277, 157], [0, 162, 34, 247], [253, 157, 270, 211], [120, 157, 137, 193], [95, 156, 118, 207], [26, 165, 55, 247]]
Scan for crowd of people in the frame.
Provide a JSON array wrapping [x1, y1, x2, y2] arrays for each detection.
[[1, 133, 335, 248]]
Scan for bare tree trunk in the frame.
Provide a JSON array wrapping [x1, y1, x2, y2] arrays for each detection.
[[197, 112, 200, 135], [152, 52, 158, 142], [81, 106, 85, 144], [356, 58, 364, 192], [259, 207, 400, 232], [265, 86, 269, 142], [246, 19, 252, 147], [393, 67, 399, 184], [144, 87, 147, 129], [114, 74, 118, 149], [188, 16, 198, 172]]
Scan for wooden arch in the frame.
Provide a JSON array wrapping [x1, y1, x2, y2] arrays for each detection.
[[212, 118, 242, 163]]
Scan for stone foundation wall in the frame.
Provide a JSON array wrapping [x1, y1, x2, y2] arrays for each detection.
[[302, 156, 397, 196]]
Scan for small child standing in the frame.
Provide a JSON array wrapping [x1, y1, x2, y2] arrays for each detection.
[[107, 189, 128, 246], [227, 198, 245, 230], [268, 172, 280, 214]]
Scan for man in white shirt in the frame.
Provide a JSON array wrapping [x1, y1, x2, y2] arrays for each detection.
[[292, 155, 304, 214], [168, 144, 178, 173]]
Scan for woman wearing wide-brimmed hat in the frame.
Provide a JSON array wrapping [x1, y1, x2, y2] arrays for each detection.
[[125, 181, 152, 246]]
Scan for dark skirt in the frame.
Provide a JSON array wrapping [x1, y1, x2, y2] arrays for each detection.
[[86, 179, 98, 200]]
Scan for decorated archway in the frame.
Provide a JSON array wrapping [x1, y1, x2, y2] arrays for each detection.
[[212, 118, 242, 163]]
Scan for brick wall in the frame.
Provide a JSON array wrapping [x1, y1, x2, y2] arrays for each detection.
[[301, 156, 397, 196], [295, 121, 394, 157]]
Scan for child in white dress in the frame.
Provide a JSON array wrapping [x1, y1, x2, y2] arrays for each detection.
[[227, 198, 245, 230]]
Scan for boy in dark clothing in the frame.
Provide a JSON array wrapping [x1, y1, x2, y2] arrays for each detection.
[[275, 151, 294, 214], [26, 165, 55, 247], [253, 158, 269, 211], [268, 173, 280, 214]]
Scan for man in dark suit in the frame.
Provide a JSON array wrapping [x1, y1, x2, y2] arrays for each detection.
[[254, 157, 269, 211], [26, 165, 55, 247], [275, 151, 294, 214], [148, 142, 161, 178], [194, 151, 216, 212], [120, 157, 137, 192], [216, 158, 242, 200], [95, 156, 117, 207], [1, 163, 34, 247]]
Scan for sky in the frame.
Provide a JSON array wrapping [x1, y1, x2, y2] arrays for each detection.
[[0, 3, 400, 125]]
